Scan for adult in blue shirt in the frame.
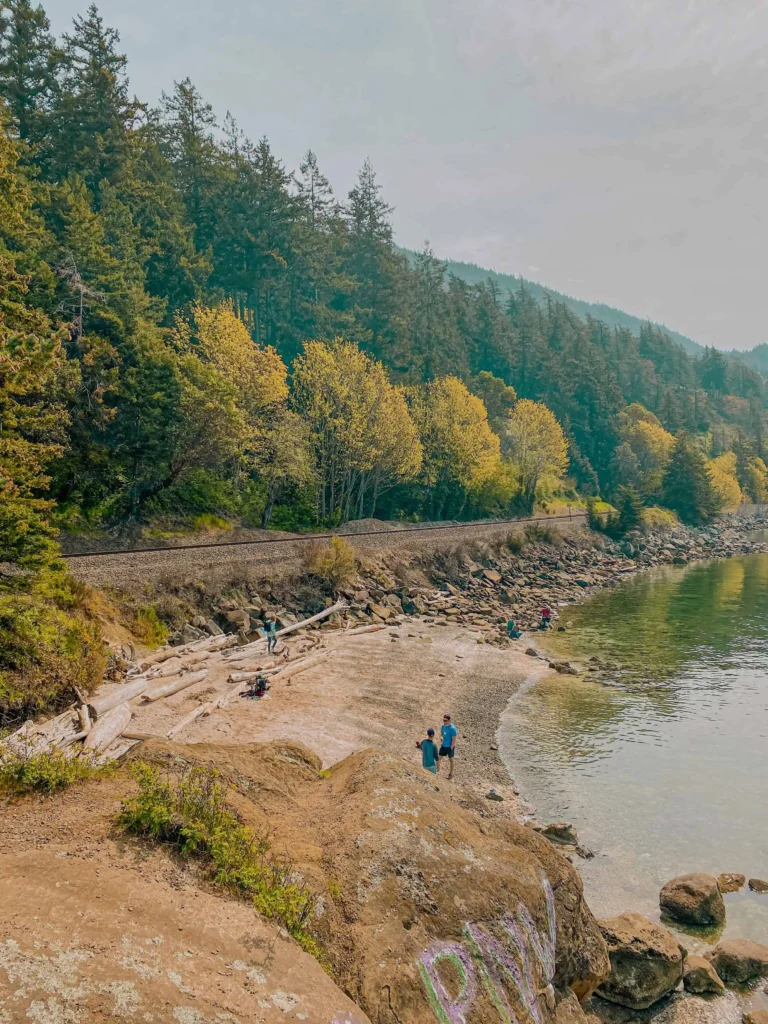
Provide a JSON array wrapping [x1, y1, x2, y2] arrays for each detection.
[[439, 714, 458, 780]]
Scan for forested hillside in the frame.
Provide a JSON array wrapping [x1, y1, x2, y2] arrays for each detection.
[[399, 249, 706, 357], [1, 0, 767, 546]]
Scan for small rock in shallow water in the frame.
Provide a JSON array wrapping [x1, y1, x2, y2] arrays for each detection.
[[717, 873, 745, 893], [748, 878, 768, 894], [597, 912, 684, 1009]]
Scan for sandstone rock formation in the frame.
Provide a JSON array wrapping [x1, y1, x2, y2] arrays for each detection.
[[134, 740, 610, 1024], [596, 912, 684, 1009], [659, 874, 726, 928], [682, 954, 725, 994], [705, 939, 768, 985], [717, 873, 745, 893]]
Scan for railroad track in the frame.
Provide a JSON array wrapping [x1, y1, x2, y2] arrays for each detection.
[[61, 510, 589, 560]]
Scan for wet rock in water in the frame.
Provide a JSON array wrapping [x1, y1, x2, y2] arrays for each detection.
[[683, 954, 726, 995], [705, 939, 768, 985], [534, 822, 579, 845], [748, 878, 768, 894], [717, 873, 746, 893], [597, 912, 684, 1009], [660, 873, 726, 928]]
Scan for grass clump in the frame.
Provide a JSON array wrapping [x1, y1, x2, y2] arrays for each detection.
[[119, 762, 322, 959], [505, 532, 523, 554], [641, 506, 679, 533], [0, 746, 115, 795], [133, 605, 169, 647], [306, 535, 357, 593], [192, 513, 232, 532], [524, 522, 556, 546]]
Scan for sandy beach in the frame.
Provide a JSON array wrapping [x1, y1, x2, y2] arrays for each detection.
[[125, 618, 552, 810]]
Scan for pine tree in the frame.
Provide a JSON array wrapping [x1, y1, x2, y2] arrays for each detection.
[[43, 5, 142, 188], [0, 0, 58, 144], [661, 433, 722, 525]]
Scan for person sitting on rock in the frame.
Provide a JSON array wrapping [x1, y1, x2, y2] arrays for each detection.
[[416, 728, 440, 775], [507, 619, 523, 639]]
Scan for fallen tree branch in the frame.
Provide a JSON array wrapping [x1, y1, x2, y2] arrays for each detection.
[[88, 678, 149, 719]]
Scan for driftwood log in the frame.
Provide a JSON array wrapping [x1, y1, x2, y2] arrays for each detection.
[[83, 702, 132, 753], [88, 678, 148, 719], [346, 623, 387, 635], [142, 669, 209, 703], [270, 651, 329, 683], [166, 701, 214, 740], [223, 601, 346, 658]]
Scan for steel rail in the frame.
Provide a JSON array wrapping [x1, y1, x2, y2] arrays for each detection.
[[61, 510, 593, 560]]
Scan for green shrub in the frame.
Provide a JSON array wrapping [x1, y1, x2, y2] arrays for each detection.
[[133, 605, 169, 647], [505, 532, 523, 554], [0, 592, 106, 727], [524, 522, 555, 546], [641, 506, 679, 533], [0, 747, 115, 795], [119, 763, 321, 958], [306, 536, 357, 593]]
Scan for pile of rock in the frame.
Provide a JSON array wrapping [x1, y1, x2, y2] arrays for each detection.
[[592, 871, 768, 1014]]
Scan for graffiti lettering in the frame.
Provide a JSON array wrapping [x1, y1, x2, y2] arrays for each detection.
[[419, 878, 556, 1024]]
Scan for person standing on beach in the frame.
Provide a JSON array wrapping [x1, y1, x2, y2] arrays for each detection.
[[416, 728, 440, 775], [439, 714, 457, 780]]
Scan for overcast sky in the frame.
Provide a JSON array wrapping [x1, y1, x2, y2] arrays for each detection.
[[45, 0, 768, 351]]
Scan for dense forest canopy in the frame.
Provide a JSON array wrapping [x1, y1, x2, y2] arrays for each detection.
[[1, 0, 767, 543]]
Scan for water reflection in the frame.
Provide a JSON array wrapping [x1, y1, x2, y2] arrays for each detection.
[[499, 554, 768, 944]]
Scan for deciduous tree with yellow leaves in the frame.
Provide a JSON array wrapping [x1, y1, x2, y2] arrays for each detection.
[[292, 339, 422, 522], [502, 399, 568, 513], [409, 375, 501, 519]]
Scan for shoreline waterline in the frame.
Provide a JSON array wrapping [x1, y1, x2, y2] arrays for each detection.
[[496, 551, 768, 958]]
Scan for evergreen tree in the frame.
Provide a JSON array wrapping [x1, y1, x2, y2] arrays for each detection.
[[661, 433, 722, 525], [0, 0, 58, 144]]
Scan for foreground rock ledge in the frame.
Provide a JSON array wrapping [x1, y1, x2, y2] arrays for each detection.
[[596, 912, 684, 1009], [0, 740, 611, 1024]]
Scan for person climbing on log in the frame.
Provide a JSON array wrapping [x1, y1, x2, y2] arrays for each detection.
[[265, 614, 278, 653]]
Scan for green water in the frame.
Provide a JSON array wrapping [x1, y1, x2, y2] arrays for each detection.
[[499, 554, 768, 946]]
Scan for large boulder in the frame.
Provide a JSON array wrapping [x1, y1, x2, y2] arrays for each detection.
[[682, 954, 725, 994], [705, 939, 768, 985], [659, 873, 726, 927], [596, 912, 684, 1009]]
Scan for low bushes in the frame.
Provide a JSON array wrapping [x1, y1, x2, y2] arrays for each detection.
[[119, 763, 321, 959], [305, 535, 357, 593], [0, 747, 114, 795], [0, 589, 105, 727]]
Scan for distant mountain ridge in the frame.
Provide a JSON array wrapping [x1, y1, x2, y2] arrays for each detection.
[[398, 248, 706, 355]]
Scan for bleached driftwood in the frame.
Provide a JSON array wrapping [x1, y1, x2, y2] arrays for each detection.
[[76, 704, 91, 734], [95, 736, 141, 763], [270, 651, 329, 683], [166, 702, 214, 740], [83, 702, 132, 753], [146, 657, 183, 679], [2, 708, 81, 756], [346, 623, 387, 635], [88, 678, 149, 719], [122, 730, 167, 741], [142, 669, 209, 703], [223, 601, 346, 657]]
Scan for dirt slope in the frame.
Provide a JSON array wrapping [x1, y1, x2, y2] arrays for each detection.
[[0, 773, 368, 1024]]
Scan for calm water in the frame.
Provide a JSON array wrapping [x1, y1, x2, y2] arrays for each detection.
[[499, 554, 768, 947]]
